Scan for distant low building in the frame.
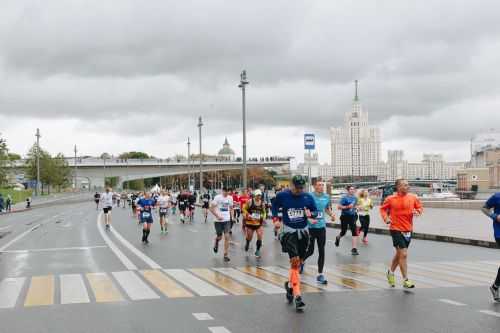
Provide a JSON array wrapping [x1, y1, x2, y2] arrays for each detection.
[[457, 168, 490, 192]]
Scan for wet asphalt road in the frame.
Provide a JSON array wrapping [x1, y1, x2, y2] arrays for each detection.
[[0, 200, 499, 333]]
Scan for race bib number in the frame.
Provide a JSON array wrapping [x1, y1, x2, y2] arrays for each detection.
[[251, 212, 261, 219], [142, 212, 151, 218], [287, 208, 304, 221], [316, 212, 324, 219], [160, 208, 167, 214], [402, 232, 411, 240]]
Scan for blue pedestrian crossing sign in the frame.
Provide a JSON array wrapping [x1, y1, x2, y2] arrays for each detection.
[[304, 133, 315, 150]]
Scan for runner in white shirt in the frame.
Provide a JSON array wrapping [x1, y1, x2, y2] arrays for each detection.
[[101, 187, 114, 230], [209, 187, 234, 262], [157, 191, 170, 234]]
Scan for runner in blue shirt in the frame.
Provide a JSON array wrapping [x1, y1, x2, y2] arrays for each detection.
[[272, 175, 317, 312], [304, 178, 335, 285], [138, 192, 155, 244], [481, 192, 500, 302], [335, 185, 360, 255]]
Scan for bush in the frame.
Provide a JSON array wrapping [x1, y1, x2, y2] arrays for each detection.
[[0, 188, 33, 204]]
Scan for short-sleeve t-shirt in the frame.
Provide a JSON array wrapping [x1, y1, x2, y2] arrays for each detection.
[[339, 195, 357, 216], [309, 192, 331, 229], [212, 194, 233, 222], [101, 192, 113, 208], [485, 193, 500, 238]]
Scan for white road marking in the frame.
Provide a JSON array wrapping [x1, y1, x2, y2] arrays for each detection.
[[213, 267, 284, 294], [112, 271, 160, 300], [0, 226, 12, 231], [0, 224, 41, 252], [479, 310, 500, 317], [438, 299, 466, 306], [109, 226, 161, 269], [1, 245, 108, 254], [208, 327, 232, 333], [192, 313, 214, 321], [96, 214, 137, 270], [262, 266, 344, 291], [163, 269, 227, 296], [60, 274, 90, 304], [0, 277, 26, 308]]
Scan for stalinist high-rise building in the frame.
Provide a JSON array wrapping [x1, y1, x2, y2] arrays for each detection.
[[330, 81, 381, 177]]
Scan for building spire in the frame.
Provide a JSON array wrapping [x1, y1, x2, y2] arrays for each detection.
[[354, 80, 359, 101]]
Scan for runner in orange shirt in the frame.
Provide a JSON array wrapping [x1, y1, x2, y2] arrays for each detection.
[[380, 178, 423, 288]]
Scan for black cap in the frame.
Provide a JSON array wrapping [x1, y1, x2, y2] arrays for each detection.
[[292, 175, 306, 187]]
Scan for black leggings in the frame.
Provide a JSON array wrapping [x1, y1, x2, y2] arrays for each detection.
[[359, 215, 370, 237], [340, 215, 357, 237], [496, 239, 500, 286], [305, 228, 326, 274]]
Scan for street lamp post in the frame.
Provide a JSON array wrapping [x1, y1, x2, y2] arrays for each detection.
[[198, 116, 203, 192], [187, 137, 191, 190], [74, 144, 78, 191], [35, 128, 41, 196], [238, 70, 249, 189]]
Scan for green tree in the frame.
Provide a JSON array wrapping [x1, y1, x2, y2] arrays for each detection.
[[52, 153, 71, 191], [119, 151, 150, 159], [8, 153, 21, 161], [0, 134, 8, 186], [25, 146, 72, 194]]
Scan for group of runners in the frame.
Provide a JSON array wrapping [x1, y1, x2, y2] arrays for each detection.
[[93, 176, 500, 312]]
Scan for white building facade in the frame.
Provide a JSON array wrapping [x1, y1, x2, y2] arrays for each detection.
[[330, 81, 381, 177]]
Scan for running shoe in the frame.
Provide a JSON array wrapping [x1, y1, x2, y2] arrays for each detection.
[[299, 263, 304, 274], [489, 285, 499, 301], [317, 274, 328, 285], [403, 279, 415, 289], [244, 243, 250, 252], [223, 256, 230, 262], [284, 282, 293, 304], [335, 236, 340, 247], [105, 224, 110, 230], [295, 296, 306, 311], [351, 248, 359, 255], [387, 270, 395, 287], [255, 249, 261, 258], [213, 244, 218, 253]]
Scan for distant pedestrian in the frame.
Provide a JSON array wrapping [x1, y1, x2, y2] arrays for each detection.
[[481, 192, 500, 302], [0, 194, 4, 212], [335, 185, 360, 255], [380, 179, 423, 289], [357, 189, 373, 244], [25, 197, 31, 209], [94, 192, 100, 210], [6, 195, 12, 212]]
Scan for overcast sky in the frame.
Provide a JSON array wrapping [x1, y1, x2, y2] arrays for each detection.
[[1, 0, 499, 163]]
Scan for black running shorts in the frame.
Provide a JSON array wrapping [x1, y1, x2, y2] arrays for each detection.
[[390, 230, 412, 249], [214, 221, 231, 237], [280, 230, 310, 259], [103, 207, 112, 214]]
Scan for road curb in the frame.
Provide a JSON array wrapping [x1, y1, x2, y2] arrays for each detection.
[[0, 208, 31, 216], [325, 222, 497, 249]]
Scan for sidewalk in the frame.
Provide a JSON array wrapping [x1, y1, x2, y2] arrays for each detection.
[[327, 206, 498, 248], [0, 192, 91, 215]]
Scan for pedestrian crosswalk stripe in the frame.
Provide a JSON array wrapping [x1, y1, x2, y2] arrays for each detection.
[[0, 277, 25, 308], [212, 268, 284, 294], [24, 275, 54, 307], [412, 263, 490, 285], [238, 266, 321, 293], [86, 273, 124, 303], [261, 266, 344, 292], [302, 266, 375, 290], [1, 260, 499, 309], [434, 262, 494, 279], [451, 261, 498, 274], [364, 263, 460, 288], [344, 264, 435, 288], [323, 265, 390, 289], [60, 274, 90, 304], [141, 270, 194, 298], [112, 271, 160, 301], [163, 269, 227, 296], [190, 268, 257, 296]]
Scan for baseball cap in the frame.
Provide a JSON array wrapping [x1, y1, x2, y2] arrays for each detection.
[[253, 189, 262, 196], [292, 175, 306, 188]]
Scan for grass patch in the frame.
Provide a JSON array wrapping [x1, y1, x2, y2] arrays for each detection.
[[0, 188, 33, 205]]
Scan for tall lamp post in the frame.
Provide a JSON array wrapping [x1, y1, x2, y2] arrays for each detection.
[[35, 128, 41, 196], [74, 145, 78, 191], [198, 116, 203, 192], [238, 70, 249, 189], [187, 137, 191, 190]]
